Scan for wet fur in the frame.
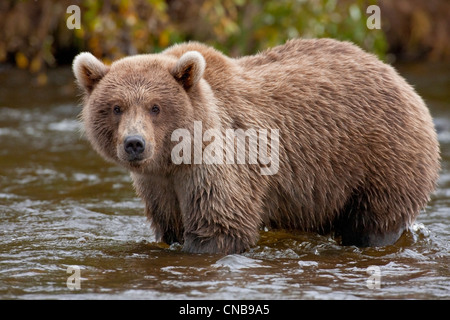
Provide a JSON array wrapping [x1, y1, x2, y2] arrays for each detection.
[[73, 39, 440, 254]]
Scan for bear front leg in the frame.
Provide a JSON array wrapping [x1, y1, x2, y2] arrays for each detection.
[[183, 226, 255, 254], [132, 172, 184, 245], [145, 205, 184, 245], [177, 170, 263, 254]]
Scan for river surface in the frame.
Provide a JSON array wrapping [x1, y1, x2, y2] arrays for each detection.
[[0, 63, 449, 299]]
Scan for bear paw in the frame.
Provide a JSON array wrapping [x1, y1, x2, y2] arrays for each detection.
[[182, 233, 250, 254]]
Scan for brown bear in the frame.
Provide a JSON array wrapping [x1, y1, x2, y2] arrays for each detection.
[[73, 38, 440, 254]]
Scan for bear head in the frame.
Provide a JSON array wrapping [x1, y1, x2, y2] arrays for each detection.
[[72, 51, 206, 172]]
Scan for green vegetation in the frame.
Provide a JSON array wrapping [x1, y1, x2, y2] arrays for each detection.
[[4, 0, 450, 83], [0, 0, 387, 79], [74, 0, 387, 58]]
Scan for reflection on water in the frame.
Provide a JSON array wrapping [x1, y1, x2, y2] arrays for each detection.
[[0, 65, 449, 299]]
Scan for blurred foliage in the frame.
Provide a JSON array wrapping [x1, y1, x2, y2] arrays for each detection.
[[206, 0, 387, 57], [77, 0, 388, 59], [1, 0, 448, 83], [379, 0, 450, 62]]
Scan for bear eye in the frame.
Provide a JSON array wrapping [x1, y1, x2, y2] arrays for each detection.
[[113, 105, 122, 115], [150, 104, 160, 115]]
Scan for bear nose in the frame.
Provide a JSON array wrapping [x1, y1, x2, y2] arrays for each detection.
[[124, 135, 146, 157]]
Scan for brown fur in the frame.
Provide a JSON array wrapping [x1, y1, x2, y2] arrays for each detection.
[[73, 39, 440, 254]]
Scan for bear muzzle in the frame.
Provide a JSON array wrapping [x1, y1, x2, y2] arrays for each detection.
[[123, 135, 147, 162]]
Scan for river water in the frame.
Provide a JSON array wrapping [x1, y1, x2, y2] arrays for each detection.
[[0, 63, 448, 299]]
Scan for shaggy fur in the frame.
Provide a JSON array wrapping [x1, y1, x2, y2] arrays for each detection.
[[73, 39, 440, 254]]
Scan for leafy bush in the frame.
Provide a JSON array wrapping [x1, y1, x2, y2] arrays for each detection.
[[0, 0, 387, 77]]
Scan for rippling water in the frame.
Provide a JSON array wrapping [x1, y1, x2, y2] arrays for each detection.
[[0, 64, 449, 299]]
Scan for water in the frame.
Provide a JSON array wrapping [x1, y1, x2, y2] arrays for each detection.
[[0, 64, 449, 299]]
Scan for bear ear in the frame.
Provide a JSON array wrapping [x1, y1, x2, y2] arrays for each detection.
[[72, 52, 109, 94], [170, 51, 206, 90]]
